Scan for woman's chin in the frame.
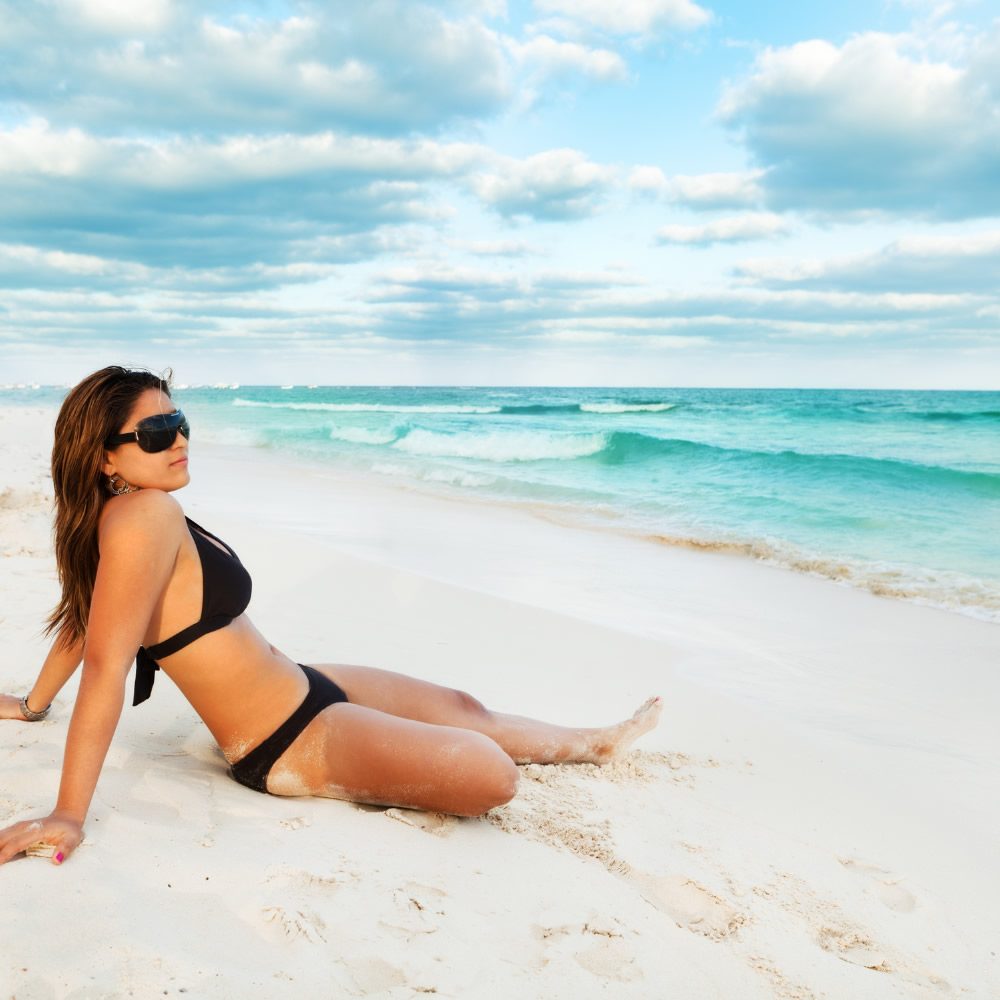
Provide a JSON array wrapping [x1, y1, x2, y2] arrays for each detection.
[[146, 469, 191, 492]]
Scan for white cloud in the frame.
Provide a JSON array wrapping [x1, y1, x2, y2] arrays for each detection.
[[628, 167, 767, 207], [717, 34, 964, 127], [891, 232, 1000, 256], [470, 149, 615, 220], [0, 2, 512, 135], [628, 165, 670, 195], [1, 125, 458, 188], [668, 170, 766, 208], [0, 120, 110, 177], [119, 132, 484, 189], [0, 243, 151, 290], [536, 329, 711, 348], [4, 250, 994, 383], [657, 213, 789, 245], [368, 264, 975, 333], [736, 230, 1000, 292], [66, 0, 173, 34], [448, 239, 539, 256], [717, 27, 1000, 219], [0, 120, 493, 266], [0, 119, 486, 188], [534, 0, 711, 36], [0, 118, 623, 261], [510, 34, 627, 81]]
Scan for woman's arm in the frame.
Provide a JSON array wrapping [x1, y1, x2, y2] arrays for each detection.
[[0, 632, 86, 722], [0, 491, 183, 865]]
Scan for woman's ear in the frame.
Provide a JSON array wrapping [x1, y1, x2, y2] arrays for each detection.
[[101, 452, 116, 478]]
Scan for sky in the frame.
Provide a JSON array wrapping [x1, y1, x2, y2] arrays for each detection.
[[1, 0, 999, 388]]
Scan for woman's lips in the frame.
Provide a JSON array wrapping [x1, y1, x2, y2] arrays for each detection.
[[171, 457, 188, 466]]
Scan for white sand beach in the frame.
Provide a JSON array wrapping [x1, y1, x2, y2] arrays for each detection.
[[2, 402, 998, 999]]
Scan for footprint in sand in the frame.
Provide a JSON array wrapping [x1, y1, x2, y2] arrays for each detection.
[[279, 815, 312, 830], [401, 880, 448, 906], [533, 917, 643, 983], [757, 870, 949, 992], [265, 866, 351, 892], [628, 872, 747, 940], [379, 883, 447, 939], [837, 856, 918, 913], [817, 922, 951, 992], [817, 924, 892, 972], [260, 904, 328, 944], [384, 807, 456, 836], [339, 956, 410, 995], [748, 954, 819, 1000]]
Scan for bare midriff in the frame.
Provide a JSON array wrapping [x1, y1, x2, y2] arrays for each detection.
[[148, 615, 310, 764]]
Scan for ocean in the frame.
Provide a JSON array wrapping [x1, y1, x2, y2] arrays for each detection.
[[3, 384, 998, 623]]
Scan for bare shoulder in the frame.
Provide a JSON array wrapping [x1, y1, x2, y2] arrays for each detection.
[[98, 490, 186, 553]]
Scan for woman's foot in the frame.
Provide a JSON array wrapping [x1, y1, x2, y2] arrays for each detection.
[[582, 696, 663, 764]]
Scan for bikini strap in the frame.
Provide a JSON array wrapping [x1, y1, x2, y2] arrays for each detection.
[[185, 515, 238, 558]]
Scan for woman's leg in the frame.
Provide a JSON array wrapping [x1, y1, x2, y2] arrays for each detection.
[[266, 702, 520, 816], [310, 662, 662, 765]]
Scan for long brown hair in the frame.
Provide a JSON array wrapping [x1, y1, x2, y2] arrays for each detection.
[[43, 365, 174, 649]]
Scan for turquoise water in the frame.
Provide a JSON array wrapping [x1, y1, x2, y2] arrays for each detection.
[[4, 384, 999, 622]]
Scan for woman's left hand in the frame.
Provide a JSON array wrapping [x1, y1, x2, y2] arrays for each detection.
[[0, 694, 31, 721], [0, 812, 84, 866]]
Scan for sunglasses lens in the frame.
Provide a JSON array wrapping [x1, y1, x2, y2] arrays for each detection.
[[136, 411, 190, 452]]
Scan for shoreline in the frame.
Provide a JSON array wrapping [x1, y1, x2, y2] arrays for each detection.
[[5, 398, 998, 626], [194, 428, 1000, 626], [194, 398, 1000, 629], [1, 403, 998, 997]]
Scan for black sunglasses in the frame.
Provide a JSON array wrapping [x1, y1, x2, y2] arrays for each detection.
[[106, 410, 190, 453]]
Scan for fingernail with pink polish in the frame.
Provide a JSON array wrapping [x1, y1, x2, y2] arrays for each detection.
[[55, 852, 64, 864]]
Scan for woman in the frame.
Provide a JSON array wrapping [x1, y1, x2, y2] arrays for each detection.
[[0, 366, 662, 866]]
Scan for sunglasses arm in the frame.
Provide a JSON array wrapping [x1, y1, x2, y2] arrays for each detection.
[[104, 431, 140, 448]]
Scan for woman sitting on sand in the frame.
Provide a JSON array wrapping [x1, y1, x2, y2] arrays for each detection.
[[0, 366, 661, 866]]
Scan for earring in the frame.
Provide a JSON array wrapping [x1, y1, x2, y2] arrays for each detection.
[[107, 473, 139, 495]]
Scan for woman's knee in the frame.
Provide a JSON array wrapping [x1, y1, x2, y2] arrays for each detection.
[[461, 737, 519, 815], [487, 753, 520, 807], [452, 687, 491, 723], [493, 756, 520, 806]]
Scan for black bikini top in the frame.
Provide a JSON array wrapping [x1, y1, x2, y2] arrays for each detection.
[[132, 515, 252, 706]]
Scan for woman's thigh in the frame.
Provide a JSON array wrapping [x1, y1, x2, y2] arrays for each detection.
[[267, 701, 519, 816], [309, 662, 491, 729]]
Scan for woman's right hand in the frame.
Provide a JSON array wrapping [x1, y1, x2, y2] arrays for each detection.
[[0, 812, 84, 865], [0, 694, 31, 721]]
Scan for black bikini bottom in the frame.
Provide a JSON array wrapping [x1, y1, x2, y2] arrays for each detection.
[[229, 663, 349, 794]]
